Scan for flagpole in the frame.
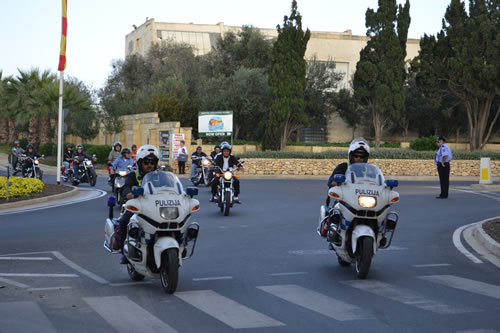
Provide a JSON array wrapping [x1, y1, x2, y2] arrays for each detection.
[[57, 70, 64, 185]]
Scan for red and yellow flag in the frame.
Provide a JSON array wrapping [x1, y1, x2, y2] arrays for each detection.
[[58, 0, 67, 71]]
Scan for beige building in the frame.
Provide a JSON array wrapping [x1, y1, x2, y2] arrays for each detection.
[[126, 19, 421, 143]]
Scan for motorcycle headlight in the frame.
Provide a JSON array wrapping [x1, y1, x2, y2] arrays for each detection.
[[202, 160, 209, 166], [85, 160, 91, 166], [160, 207, 179, 220], [358, 196, 376, 208], [119, 171, 127, 176], [34, 160, 39, 165], [223, 171, 233, 180]]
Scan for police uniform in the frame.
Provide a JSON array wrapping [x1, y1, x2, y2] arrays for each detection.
[[435, 137, 453, 198]]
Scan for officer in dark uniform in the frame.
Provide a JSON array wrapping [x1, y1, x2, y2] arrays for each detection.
[[435, 136, 453, 199]]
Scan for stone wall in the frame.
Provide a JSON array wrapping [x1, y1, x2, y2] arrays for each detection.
[[240, 159, 500, 177]]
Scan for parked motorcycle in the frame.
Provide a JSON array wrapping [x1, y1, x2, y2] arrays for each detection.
[[104, 171, 200, 294], [22, 155, 44, 180], [114, 166, 135, 209], [191, 156, 212, 186], [72, 155, 97, 186], [214, 160, 244, 216], [318, 163, 399, 279]]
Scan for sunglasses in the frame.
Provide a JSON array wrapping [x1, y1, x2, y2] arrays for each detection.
[[352, 154, 365, 159], [142, 160, 155, 166]]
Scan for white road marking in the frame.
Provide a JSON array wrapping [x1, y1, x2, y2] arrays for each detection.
[[52, 251, 109, 284], [0, 188, 107, 216], [257, 284, 373, 321], [192, 276, 233, 281], [453, 223, 483, 264], [0, 273, 78, 278], [419, 275, 500, 300], [269, 272, 308, 276], [342, 279, 479, 314], [289, 247, 407, 256], [175, 289, 285, 329], [413, 264, 451, 268], [0, 277, 30, 288], [84, 296, 178, 333], [109, 281, 153, 287], [0, 301, 57, 333], [0, 256, 52, 261], [27, 286, 72, 291]]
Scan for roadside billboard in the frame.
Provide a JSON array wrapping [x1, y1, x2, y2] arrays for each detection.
[[198, 111, 233, 137]]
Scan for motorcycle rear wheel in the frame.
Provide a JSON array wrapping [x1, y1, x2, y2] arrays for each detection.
[[223, 194, 231, 216], [127, 263, 145, 281], [160, 248, 179, 294], [355, 237, 374, 279]]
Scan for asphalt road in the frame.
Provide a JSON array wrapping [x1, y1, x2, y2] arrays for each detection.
[[0, 174, 499, 333]]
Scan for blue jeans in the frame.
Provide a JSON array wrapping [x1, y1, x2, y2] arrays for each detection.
[[73, 163, 80, 178], [190, 163, 199, 178]]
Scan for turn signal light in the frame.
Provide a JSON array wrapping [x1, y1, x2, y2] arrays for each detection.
[[391, 197, 399, 203], [127, 206, 139, 212], [329, 192, 340, 198], [192, 205, 200, 212], [235, 174, 240, 179], [215, 173, 220, 178]]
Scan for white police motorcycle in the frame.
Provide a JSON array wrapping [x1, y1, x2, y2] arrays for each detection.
[[104, 171, 200, 294], [318, 163, 399, 279]]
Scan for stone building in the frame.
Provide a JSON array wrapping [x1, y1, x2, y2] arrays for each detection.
[[125, 18, 421, 143]]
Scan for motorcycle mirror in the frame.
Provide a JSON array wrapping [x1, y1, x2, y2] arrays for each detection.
[[186, 187, 198, 198], [385, 179, 398, 189], [131, 186, 144, 197], [93, 154, 96, 158], [333, 174, 346, 184], [41, 155, 45, 158], [107, 196, 116, 207]]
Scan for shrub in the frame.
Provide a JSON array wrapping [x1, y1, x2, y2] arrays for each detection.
[[39, 142, 57, 156], [410, 136, 438, 151], [87, 145, 112, 164], [0, 177, 44, 199]]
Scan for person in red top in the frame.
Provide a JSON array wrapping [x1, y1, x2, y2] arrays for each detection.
[[130, 144, 138, 164]]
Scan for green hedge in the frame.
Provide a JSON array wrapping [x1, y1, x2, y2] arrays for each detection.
[[410, 136, 438, 151], [239, 149, 500, 160], [86, 145, 112, 164]]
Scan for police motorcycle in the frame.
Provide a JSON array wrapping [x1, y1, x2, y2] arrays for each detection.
[[22, 154, 44, 180], [318, 163, 399, 279], [191, 156, 212, 186], [72, 155, 97, 186], [214, 160, 244, 216], [114, 166, 135, 209], [104, 171, 201, 294]]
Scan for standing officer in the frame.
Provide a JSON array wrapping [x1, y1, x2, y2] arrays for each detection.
[[435, 136, 452, 199]]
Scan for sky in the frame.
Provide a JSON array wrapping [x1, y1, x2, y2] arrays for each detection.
[[0, 0, 458, 90]]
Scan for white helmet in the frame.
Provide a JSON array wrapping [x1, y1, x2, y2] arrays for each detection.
[[136, 144, 160, 162], [348, 137, 370, 163]]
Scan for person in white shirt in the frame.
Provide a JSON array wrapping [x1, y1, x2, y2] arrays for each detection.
[[177, 140, 188, 174]]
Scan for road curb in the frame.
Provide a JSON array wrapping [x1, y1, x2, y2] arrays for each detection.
[[0, 186, 78, 210], [471, 218, 500, 258]]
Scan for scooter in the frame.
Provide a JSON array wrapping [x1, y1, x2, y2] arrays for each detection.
[[104, 170, 200, 294], [318, 163, 400, 279]]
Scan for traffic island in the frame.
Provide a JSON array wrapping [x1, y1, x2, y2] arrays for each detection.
[[0, 184, 77, 210]]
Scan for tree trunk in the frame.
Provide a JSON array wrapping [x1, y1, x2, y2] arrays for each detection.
[[372, 108, 385, 149], [28, 116, 41, 150], [7, 118, 17, 143], [40, 117, 51, 145], [0, 118, 8, 144]]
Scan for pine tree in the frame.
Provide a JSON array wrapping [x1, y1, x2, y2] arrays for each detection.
[[262, 0, 310, 150], [353, 0, 410, 149]]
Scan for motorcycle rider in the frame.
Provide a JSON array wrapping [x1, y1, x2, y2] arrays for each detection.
[[110, 147, 135, 185], [72, 144, 96, 181], [11, 140, 24, 174], [107, 141, 122, 169], [22, 144, 42, 177], [190, 146, 207, 180], [117, 144, 159, 264], [320, 137, 370, 238], [63, 144, 74, 177], [210, 143, 243, 202], [210, 145, 221, 159]]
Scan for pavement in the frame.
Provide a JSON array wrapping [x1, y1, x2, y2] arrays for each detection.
[[1, 152, 499, 266]]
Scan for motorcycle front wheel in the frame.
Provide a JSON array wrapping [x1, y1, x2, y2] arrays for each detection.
[[90, 169, 97, 186], [355, 236, 374, 279], [37, 169, 43, 181], [224, 194, 231, 216], [127, 263, 145, 281], [160, 248, 179, 294]]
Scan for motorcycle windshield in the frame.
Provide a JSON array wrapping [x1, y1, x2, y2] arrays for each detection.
[[142, 171, 183, 194], [345, 163, 385, 186]]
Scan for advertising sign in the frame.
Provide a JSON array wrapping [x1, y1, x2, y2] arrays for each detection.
[[172, 133, 186, 158], [198, 111, 233, 137]]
